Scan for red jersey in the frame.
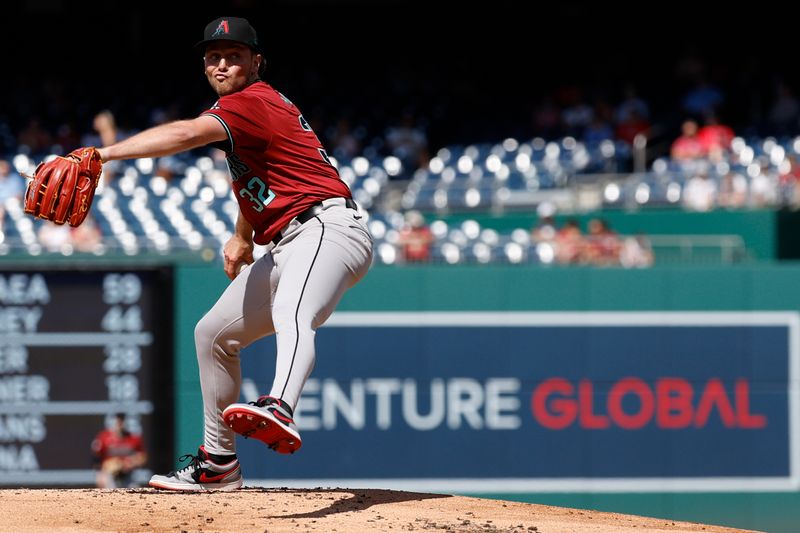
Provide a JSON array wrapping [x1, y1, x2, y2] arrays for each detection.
[[202, 82, 352, 245], [91, 429, 144, 462], [670, 136, 706, 160], [399, 226, 434, 262], [697, 123, 734, 153]]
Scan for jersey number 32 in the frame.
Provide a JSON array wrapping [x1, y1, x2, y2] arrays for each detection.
[[239, 177, 275, 212]]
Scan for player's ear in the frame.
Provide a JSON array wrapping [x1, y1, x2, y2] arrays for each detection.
[[256, 53, 265, 76]]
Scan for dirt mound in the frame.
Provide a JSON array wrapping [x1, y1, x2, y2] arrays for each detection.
[[0, 488, 759, 533]]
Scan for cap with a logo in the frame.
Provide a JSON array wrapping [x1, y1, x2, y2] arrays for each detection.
[[196, 17, 260, 51]]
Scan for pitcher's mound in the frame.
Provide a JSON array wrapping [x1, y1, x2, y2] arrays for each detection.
[[0, 488, 760, 533]]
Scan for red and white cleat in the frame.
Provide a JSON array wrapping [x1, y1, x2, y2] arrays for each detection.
[[223, 396, 302, 454]]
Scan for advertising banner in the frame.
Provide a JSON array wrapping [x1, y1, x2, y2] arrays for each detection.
[[236, 312, 799, 492]]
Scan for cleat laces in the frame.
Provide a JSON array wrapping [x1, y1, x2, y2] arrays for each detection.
[[249, 395, 273, 408], [167, 453, 201, 477]]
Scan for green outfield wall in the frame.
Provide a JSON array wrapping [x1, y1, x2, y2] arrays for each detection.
[[175, 263, 800, 532]]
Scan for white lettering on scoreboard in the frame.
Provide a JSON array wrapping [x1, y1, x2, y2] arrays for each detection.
[[0, 272, 153, 482]]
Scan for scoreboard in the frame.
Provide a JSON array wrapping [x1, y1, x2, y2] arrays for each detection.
[[0, 267, 173, 486]]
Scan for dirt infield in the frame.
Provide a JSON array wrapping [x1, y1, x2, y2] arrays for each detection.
[[0, 488, 760, 533]]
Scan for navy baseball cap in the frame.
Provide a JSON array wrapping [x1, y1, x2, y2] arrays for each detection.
[[196, 17, 260, 51]]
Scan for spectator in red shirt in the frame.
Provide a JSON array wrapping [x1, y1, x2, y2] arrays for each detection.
[[697, 113, 734, 157], [398, 210, 434, 262], [91, 413, 147, 488], [554, 218, 584, 265], [583, 218, 622, 266], [670, 119, 706, 161]]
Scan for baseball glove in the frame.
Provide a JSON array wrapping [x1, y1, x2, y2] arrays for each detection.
[[23, 147, 103, 227]]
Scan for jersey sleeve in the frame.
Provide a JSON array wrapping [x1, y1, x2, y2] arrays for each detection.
[[90, 432, 107, 463], [132, 434, 145, 453], [201, 93, 269, 154]]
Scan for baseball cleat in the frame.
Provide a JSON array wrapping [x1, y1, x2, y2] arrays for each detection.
[[223, 395, 302, 454], [149, 445, 243, 492]]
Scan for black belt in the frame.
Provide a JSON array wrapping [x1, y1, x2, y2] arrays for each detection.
[[272, 198, 357, 246]]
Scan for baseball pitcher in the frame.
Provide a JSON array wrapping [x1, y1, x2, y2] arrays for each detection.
[[26, 16, 373, 491]]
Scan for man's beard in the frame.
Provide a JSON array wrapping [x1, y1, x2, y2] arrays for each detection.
[[210, 75, 254, 96]]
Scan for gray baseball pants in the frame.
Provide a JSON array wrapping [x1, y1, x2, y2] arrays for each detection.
[[194, 198, 373, 455]]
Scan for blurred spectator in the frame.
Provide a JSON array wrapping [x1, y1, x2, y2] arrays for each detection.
[[583, 116, 615, 144], [717, 170, 749, 208], [210, 147, 230, 173], [583, 218, 621, 266], [397, 210, 434, 263], [614, 84, 650, 125], [84, 110, 123, 182], [615, 108, 651, 146], [91, 413, 147, 489], [81, 110, 118, 148], [155, 155, 186, 181], [779, 154, 800, 208], [531, 96, 562, 139], [385, 110, 429, 173], [327, 117, 362, 161], [17, 117, 52, 155], [554, 218, 584, 265], [53, 122, 82, 154], [0, 159, 25, 235], [619, 233, 655, 268], [767, 81, 800, 136], [531, 202, 557, 243], [37, 221, 72, 253], [149, 103, 181, 128], [682, 171, 717, 211], [148, 106, 187, 180], [681, 76, 725, 118], [697, 113, 734, 157], [671, 119, 706, 161], [750, 157, 779, 207], [71, 214, 103, 253], [0, 160, 25, 201], [0, 160, 24, 190], [561, 90, 594, 138]]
